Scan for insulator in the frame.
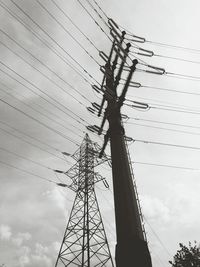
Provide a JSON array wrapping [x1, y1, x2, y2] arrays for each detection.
[[121, 114, 129, 120], [129, 81, 141, 88], [100, 66, 112, 79], [54, 169, 65, 174], [130, 34, 146, 43], [103, 85, 115, 96], [87, 107, 96, 114], [99, 51, 109, 62], [92, 84, 102, 93], [62, 152, 71, 156], [86, 125, 96, 133], [104, 91, 114, 100], [138, 47, 154, 57], [146, 65, 165, 75], [57, 183, 68, 187], [131, 101, 149, 110], [103, 179, 109, 188], [92, 125, 100, 131], [92, 102, 101, 110], [125, 136, 133, 142], [108, 18, 119, 29]]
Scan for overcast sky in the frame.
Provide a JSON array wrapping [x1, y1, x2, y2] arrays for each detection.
[[1, 0, 200, 266]]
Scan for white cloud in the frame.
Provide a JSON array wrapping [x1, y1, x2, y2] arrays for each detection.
[[12, 232, 32, 247], [0, 224, 12, 240], [18, 246, 31, 267], [141, 195, 171, 225], [47, 187, 67, 212]]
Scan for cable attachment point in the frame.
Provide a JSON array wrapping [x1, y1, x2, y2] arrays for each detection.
[[130, 34, 146, 43], [54, 169, 65, 174], [92, 84, 102, 93], [130, 101, 149, 110], [99, 51, 109, 62], [138, 47, 154, 57], [92, 102, 101, 111]]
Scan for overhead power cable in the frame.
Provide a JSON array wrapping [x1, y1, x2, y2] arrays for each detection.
[[0, 159, 59, 185], [126, 99, 200, 116], [128, 117, 200, 131], [130, 47, 200, 66], [0, 124, 70, 163], [132, 160, 200, 172], [134, 138, 200, 152], [84, 0, 109, 27], [129, 122, 200, 138], [0, 30, 90, 106], [7, 0, 100, 86], [50, 0, 99, 52], [0, 60, 88, 126], [35, 0, 100, 66], [76, 0, 112, 41], [0, 80, 82, 131], [0, 146, 53, 170], [144, 217, 172, 258], [0, 97, 80, 146], [146, 40, 200, 54], [117, 22, 200, 55], [0, 67, 86, 131], [0, 83, 83, 139], [141, 84, 200, 97], [90, 0, 109, 21], [1, 0, 97, 87]]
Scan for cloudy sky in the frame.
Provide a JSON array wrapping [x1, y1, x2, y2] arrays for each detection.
[[1, 0, 200, 266]]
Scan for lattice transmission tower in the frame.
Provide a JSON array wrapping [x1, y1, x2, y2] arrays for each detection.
[[55, 134, 114, 267]]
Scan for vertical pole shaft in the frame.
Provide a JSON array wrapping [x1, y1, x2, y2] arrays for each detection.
[[106, 68, 152, 266]]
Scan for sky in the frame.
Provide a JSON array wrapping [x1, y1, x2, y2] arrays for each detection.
[[0, 0, 200, 266]]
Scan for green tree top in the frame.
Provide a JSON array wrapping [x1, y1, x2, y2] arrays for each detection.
[[169, 241, 200, 267]]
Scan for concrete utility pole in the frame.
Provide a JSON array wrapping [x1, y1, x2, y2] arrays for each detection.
[[89, 19, 152, 267]]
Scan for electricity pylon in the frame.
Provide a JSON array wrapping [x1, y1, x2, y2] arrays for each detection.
[[87, 19, 152, 267], [55, 134, 114, 267]]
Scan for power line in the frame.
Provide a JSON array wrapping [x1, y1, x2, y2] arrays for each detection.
[[84, 0, 109, 27], [0, 31, 90, 107], [126, 99, 200, 116], [132, 160, 200, 172], [142, 84, 200, 97], [146, 40, 200, 54], [128, 117, 200, 131], [0, 159, 58, 184], [90, 0, 109, 21], [144, 217, 172, 258], [0, 124, 70, 163], [117, 22, 200, 55], [1, 0, 96, 87], [50, 0, 99, 52], [76, 0, 112, 41], [0, 146, 53, 170], [7, 0, 100, 86], [0, 79, 82, 131], [0, 66, 86, 130], [134, 138, 200, 152], [0, 60, 88, 126], [35, 0, 100, 66], [127, 122, 200, 137], [0, 82, 83, 139], [130, 48, 200, 66], [0, 96, 80, 146], [127, 95, 200, 112]]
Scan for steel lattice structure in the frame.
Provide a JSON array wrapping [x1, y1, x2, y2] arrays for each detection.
[[55, 134, 114, 267]]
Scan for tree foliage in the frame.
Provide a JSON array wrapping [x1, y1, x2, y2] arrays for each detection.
[[169, 241, 200, 267]]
